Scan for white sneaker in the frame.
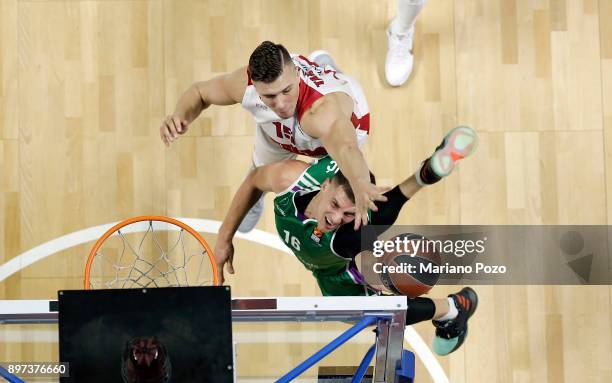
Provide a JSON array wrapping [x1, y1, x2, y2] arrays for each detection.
[[385, 25, 415, 87], [308, 50, 342, 73], [237, 195, 264, 233]]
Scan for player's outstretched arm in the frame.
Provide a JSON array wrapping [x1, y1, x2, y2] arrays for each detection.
[[159, 66, 247, 146], [214, 160, 308, 283], [300, 93, 388, 230]]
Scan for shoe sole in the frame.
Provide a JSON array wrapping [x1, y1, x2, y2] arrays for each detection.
[[430, 126, 478, 177], [448, 287, 478, 354]]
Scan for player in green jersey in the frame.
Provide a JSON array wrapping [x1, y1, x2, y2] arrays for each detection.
[[215, 126, 479, 356]]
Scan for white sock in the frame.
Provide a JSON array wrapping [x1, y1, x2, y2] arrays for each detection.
[[437, 297, 458, 322], [390, 0, 426, 35]]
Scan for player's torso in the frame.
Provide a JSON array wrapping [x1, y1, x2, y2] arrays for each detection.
[[241, 55, 370, 157], [273, 156, 349, 273]]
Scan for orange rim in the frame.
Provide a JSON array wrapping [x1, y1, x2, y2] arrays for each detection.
[[84, 215, 219, 289]]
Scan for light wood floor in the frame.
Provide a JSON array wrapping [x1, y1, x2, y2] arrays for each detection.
[[1, 0, 611, 381]]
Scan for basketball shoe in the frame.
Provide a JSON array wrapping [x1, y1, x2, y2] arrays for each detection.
[[415, 125, 478, 186], [385, 25, 415, 87], [432, 287, 479, 356], [237, 195, 264, 233]]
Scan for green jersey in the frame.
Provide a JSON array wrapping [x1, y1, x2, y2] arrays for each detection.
[[273, 156, 350, 276]]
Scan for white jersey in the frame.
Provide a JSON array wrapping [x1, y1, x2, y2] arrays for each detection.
[[241, 55, 370, 157]]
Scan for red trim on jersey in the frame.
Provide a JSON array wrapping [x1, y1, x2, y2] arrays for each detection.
[[295, 55, 370, 135], [351, 113, 370, 133], [246, 68, 253, 86], [298, 55, 320, 68], [296, 78, 324, 122]]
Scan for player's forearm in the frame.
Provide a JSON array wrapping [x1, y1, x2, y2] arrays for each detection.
[[325, 121, 371, 188], [173, 83, 208, 124], [337, 144, 370, 187], [217, 174, 263, 242]]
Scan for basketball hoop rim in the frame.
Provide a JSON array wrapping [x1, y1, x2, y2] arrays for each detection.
[[84, 215, 220, 289]]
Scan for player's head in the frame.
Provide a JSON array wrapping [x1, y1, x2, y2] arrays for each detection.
[[314, 171, 375, 233], [248, 41, 299, 119], [314, 172, 356, 232]]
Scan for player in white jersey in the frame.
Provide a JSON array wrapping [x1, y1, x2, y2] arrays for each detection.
[[242, 53, 370, 165], [159, 41, 387, 264]]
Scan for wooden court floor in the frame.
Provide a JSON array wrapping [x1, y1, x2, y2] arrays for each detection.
[[0, 0, 611, 381]]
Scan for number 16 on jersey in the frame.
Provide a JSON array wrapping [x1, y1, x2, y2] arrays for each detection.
[[283, 230, 301, 251]]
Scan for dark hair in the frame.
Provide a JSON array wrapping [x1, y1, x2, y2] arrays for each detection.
[[248, 41, 293, 83], [332, 171, 377, 204]]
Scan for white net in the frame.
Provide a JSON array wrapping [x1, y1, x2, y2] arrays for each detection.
[[86, 220, 216, 289]]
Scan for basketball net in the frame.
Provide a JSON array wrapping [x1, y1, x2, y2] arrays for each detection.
[[84, 216, 219, 289]]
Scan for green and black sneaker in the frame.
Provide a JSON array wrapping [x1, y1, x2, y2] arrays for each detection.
[[432, 287, 479, 356]]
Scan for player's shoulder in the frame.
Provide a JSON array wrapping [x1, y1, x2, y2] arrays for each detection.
[[310, 92, 352, 112], [194, 65, 249, 105], [268, 159, 310, 193], [225, 65, 250, 99]]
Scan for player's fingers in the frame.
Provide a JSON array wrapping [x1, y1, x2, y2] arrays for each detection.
[[377, 185, 393, 194], [161, 122, 174, 143], [368, 200, 379, 212], [372, 193, 388, 202], [226, 259, 235, 274], [178, 120, 189, 135], [164, 117, 177, 139], [164, 131, 174, 146], [369, 186, 390, 201], [163, 128, 173, 145], [361, 212, 369, 227], [216, 264, 225, 285], [168, 118, 180, 138], [172, 117, 185, 136], [161, 131, 170, 146], [159, 123, 169, 144], [353, 209, 367, 230], [171, 116, 183, 134]]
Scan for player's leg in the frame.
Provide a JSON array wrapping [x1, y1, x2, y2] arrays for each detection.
[[386, 0, 427, 86], [415, 128, 479, 354], [237, 125, 297, 233]]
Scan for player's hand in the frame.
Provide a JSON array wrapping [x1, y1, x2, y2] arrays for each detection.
[[353, 180, 389, 230], [160, 115, 189, 146], [213, 239, 235, 285]]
